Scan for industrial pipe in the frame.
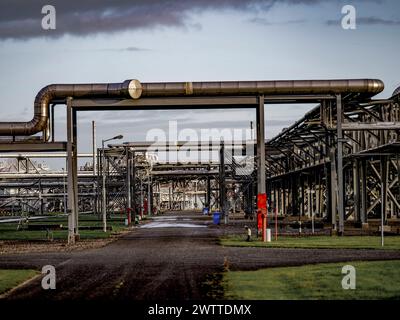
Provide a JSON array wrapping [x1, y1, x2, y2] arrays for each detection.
[[0, 78, 384, 138], [140, 79, 384, 97], [0, 80, 141, 137]]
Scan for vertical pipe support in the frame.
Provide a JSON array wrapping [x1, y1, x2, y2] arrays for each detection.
[[336, 94, 345, 235], [256, 95, 267, 241], [381, 155, 388, 246], [66, 97, 78, 244], [219, 141, 226, 222], [72, 108, 79, 238]]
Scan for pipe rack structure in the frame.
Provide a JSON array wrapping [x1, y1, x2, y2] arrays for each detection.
[[98, 141, 256, 219], [1, 77, 397, 243], [266, 90, 400, 234]]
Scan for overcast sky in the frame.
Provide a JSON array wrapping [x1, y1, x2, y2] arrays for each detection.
[[0, 0, 399, 167]]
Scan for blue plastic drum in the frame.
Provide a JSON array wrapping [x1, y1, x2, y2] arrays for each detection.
[[213, 212, 221, 225]]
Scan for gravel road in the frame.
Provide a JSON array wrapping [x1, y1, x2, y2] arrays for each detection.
[[1, 212, 399, 300]]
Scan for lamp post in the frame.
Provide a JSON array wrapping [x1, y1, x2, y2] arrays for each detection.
[[62, 167, 67, 215], [102, 135, 123, 232]]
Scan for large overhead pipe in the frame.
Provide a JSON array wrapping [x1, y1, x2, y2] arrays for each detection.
[[0, 79, 384, 138], [140, 79, 384, 97]]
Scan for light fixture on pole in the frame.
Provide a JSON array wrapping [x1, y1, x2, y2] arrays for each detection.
[[102, 134, 123, 232]]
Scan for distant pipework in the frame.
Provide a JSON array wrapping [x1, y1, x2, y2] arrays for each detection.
[[0, 78, 384, 138]]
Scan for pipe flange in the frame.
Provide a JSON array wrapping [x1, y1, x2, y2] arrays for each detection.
[[128, 79, 142, 99]]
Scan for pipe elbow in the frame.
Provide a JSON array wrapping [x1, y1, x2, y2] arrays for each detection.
[[34, 84, 57, 104]]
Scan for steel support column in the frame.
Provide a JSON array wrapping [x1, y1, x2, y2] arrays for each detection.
[[256, 96, 266, 195], [219, 141, 226, 222], [73, 109, 79, 236], [354, 160, 361, 222], [360, 159, 367, 223], [330, 147, 337, 230], [67, 97, 79, 244], [206, 173, 211, 209], [148, 175, 152, 216], [256, 95, 266, 240], [132, 150, 136, 223], [336, 94, 345, 235], [381, 155, 388, 246], [168, 183, 172, 210], [126, 147, 131, 212], [92, 121, 97, 215]]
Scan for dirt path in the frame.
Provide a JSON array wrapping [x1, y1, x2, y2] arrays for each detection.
[[1, 212, 400, 300]]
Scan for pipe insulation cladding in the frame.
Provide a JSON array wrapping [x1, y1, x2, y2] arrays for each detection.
[[0, 78, 384, 138]]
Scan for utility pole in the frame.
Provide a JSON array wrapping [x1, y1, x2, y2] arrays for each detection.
[[62, 166, 67, 215]]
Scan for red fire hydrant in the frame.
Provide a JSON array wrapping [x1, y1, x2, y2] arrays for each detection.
[[127, 207, 132, 225]]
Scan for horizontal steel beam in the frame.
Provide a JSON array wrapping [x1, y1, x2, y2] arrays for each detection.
[[0, 142, 67, 153], [263, 94, 335, 103], [151, 170, 220, 176], [0, 173, 94, 179], [0, 193, 95, 198], [0, 152, 92, 158], [342, 122, 400, 130], [72, 96, 259, 110]]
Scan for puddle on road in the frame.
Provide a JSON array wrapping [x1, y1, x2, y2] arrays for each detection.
[[140, 217, 207, 229], [151, 217, 178, 221], [141, 222, 206, 229]]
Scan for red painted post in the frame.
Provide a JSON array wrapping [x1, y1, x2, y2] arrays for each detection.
[[127, 208, 131, 225], [257, 193, 267, 242]]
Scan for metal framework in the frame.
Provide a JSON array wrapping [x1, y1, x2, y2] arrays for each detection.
[[266, 93, 400, 234], [99, 141, 256, 220], [1, 78, 398, 244], [0, 153, 95, 216]]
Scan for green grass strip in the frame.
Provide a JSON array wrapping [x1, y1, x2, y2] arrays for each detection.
[[224, 260, 400, 300], [0, 269, 39, 295], [221, 235, 400, 250]]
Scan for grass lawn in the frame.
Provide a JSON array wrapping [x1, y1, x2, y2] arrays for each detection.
[[0, 214, 128, 241], [0, 269, 39, 295], [224, 260, 400, 300], [221, 235, 400, 250]]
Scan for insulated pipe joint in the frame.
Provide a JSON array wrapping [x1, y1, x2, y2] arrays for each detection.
[[125, 79, 142, 99]]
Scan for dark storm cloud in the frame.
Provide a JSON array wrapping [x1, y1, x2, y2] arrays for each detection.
[[0, 0, 326, 40]]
